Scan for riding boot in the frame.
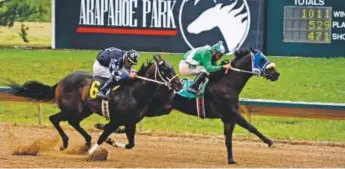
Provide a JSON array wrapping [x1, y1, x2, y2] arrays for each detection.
[[97, 78, 115, 99], [187, 72, 208, 94]]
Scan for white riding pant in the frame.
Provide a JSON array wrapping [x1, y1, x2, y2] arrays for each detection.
[[93, 60, 112, 78], [179, 60, 207, 76]]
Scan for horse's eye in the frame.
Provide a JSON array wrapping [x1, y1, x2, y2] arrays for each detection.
[[260, 58, 266, 64]]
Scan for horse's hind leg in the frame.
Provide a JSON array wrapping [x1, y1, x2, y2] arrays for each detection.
[[68, 119, 91, 148], [235, 114, 273, 147], [49, 111, 69, 150]]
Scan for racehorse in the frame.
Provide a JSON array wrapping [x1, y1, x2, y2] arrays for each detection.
[[97, 48, 280, 164], [8, 54, 183, 153]]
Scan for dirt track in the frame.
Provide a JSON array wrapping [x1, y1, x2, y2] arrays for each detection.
[[0, 123, 345, 168]]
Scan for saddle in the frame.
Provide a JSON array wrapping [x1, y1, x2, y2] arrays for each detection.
[[176, 78, 209, 119]]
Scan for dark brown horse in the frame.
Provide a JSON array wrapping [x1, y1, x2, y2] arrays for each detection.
[[9, 54, 183, 153], [98, 48, 280, 164]]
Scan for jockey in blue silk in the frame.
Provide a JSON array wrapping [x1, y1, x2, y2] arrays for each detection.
[[92, 47, 140, 99]]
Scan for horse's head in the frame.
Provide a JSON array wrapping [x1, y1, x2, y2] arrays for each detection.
[[144, 54, 183, 92], [231, 48, 280, 81]]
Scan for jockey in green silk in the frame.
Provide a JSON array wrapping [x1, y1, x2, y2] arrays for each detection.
[[179, 41, 232, 94]]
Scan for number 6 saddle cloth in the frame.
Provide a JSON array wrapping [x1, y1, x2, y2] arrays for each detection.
[[84, 76, 120, 120]]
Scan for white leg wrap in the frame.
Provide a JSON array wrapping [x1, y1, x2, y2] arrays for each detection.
[[114, 142, 126, 149], [88, 143, 99, 154]]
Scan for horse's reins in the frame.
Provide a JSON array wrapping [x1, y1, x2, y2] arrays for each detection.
[[228, 67, 260, 75], [135, 76, 167, 85]]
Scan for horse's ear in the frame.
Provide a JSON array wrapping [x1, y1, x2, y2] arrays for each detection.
[[234, 50, 240, 58], [153, 54, 159, 62], [249, 47, 256, 54]]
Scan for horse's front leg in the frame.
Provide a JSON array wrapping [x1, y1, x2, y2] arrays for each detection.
[[95, 123, 126, 133], [104, 123, 136, 149], [124, 123, 136, 149], [223, 122, 236, 164], [235, 111, 273, 147], [88, 120, 120, 154]]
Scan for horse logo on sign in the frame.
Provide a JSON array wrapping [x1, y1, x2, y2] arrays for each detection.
[[179, 0, 251, 54]]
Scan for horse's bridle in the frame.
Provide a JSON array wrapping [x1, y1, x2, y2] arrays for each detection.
[[135, 61, 178, 90], [154, 61, 178, 90], [229, 52, 275, 77]]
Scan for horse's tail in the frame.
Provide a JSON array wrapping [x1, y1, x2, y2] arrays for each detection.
[[8, 80, 57, 102]]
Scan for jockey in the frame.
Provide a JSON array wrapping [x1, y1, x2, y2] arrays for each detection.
[[179, 41, 232, 94], [93, 47, 140, 99]]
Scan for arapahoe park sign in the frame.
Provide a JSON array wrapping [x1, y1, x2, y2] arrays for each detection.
[[54, 0, 265, 54]]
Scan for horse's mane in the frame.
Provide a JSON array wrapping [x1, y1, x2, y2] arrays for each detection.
[[136, 59, 154, 76], [208, 48, 251, 81], [232, 48, 251, 64], [119, 59, 154, 86]]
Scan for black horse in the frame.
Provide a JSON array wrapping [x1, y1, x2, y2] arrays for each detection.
[[8, 54, 183, 154], [98, 48, 280, 164]]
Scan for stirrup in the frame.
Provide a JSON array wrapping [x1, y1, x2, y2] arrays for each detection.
[[187, 87, 199, 94]]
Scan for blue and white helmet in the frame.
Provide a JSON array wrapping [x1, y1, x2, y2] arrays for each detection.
[[125, 49, 140, 65]]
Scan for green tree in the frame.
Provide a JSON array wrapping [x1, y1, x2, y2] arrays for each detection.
[[0, 0, 49, 43]]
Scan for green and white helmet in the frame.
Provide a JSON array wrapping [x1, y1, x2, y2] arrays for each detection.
[[211, 41, 226, 55]]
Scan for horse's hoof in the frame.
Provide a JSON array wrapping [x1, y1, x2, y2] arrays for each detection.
[[266, 139, 274, 147], [125, 143, 135, 149], [60, 145, 66, 151], [60, 141, 69, 151], [228, 159, 236, 164], [83, 143, 91, 151], [80, 144, 91, 152], [94, 123, 105, 130], [61, 137, 69, 150], [86, 142, 91, 148]]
